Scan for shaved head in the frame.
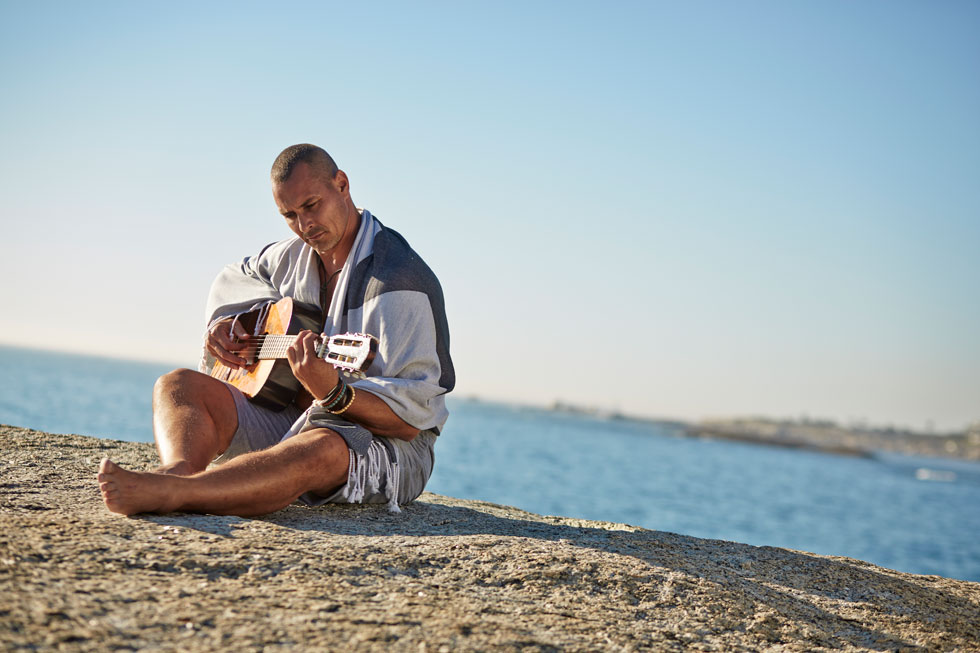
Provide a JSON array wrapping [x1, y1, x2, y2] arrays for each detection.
[[271, 144, 339, 184]]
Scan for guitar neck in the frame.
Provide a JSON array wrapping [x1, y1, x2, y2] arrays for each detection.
[[247, 334, 299, 361], [239, 332, 376, 376]]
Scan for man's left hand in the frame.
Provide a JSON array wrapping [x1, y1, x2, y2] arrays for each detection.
[[286, 330, 339, 400]]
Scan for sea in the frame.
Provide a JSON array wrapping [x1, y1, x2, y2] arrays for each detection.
[[2, 344, 978, 583]]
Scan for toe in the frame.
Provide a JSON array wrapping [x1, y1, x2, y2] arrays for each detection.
[[99, 458, 120, 474]]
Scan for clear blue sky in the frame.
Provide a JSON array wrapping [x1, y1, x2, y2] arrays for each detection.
[[2, 1, 978, 430]]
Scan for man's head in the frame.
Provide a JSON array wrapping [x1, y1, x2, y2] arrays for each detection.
[[270, 144, 338, 185], [271, 144, 358, 261]]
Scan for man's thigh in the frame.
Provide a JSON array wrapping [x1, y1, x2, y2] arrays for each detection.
[[213, 384, 305, 463]]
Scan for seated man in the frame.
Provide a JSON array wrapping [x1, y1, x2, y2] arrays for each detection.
[[98, 144, 454, 516]]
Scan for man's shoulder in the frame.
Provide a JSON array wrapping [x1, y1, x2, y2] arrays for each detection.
[[344, 219, 444, 313], [252, 236, 305, 261], [243, 237, 307, 274], [364, 222, 442, 295]]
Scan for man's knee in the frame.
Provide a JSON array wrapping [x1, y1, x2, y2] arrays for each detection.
[[155, 368, 198, 399], [153, 368, 238, 433], [155, 368, 229, 406], [292, 428, 351, 491], [298, 428, 349, 465]]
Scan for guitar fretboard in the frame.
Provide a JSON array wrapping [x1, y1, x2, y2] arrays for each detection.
[[235, 334, 300, 361]]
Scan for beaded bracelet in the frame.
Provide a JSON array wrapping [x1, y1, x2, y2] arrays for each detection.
[[329, 386, 356, 415], [323, 382, 350, 410], [316, 380, 344, 406], [313, 378, 347, 409]]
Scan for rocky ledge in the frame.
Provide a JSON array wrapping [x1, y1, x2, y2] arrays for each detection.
[[1, 425, 978, 652]]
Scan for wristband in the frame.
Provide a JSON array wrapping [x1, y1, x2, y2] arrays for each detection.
[[323, 381, 349, 410], [313, 379, 346, 408], [329, 386, 356, 415]]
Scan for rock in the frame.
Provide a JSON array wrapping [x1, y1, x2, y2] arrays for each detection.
[[1, 424, 978, 651]]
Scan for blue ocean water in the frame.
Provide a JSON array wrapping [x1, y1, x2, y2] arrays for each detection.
[[2, 345, 979, 583]]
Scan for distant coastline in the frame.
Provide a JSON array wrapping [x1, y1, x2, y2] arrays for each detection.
[[685, 417, 980, 461], [541, 399, 980, 461]]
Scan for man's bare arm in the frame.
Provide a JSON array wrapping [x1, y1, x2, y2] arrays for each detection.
[[286, 330, 420, 441]]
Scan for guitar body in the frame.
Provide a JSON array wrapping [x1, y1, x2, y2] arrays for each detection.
[[210, 297, 322, 411]]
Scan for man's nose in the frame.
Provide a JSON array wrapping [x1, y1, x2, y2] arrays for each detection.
[[298, 212, 314, 232]]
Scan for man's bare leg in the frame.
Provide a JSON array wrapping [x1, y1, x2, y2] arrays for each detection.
[[97, 428, 350, 517], [152, 369, 239, 475]]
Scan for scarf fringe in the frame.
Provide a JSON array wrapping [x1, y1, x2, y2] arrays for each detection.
[[342, 441, 401, 513]]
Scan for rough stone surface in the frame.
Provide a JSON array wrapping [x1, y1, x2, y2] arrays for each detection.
[[1, 424, 978, 652]]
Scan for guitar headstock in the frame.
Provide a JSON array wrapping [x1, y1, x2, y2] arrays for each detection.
[[317, 333, 377, 378]]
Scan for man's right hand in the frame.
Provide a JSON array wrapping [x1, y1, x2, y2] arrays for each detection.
[[206, 318, 251, 369]]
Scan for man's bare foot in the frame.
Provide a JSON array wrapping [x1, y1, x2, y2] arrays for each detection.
[[97, 458, 180, 516], [152, 460, 198, 476]]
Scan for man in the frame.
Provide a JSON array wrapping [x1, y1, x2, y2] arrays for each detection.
[[97, 144, 454, 516]]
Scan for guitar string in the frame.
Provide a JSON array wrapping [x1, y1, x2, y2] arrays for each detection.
[[232, 334, 365, 360], [235, 334, 366, 345], [236, 335, 304, 356]]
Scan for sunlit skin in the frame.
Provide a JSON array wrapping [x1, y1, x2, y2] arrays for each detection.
[[97, 161, 418, 516]]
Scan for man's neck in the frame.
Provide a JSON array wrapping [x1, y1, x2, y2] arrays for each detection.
[[317, 207, 362, 272]]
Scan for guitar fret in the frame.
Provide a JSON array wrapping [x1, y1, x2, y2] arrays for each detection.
[[260, 335, 294, 360], [258, 334, 295, 360]]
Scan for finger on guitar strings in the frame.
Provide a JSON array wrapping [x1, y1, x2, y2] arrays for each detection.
[[285, 330, 312, 366], [229, 320, 251, 342], [287, 330, 338, 399], [215, 323, 250, 352], [211, 342, 249, 369], [292, 330, 318, 361], [207, 318, 253, 369]]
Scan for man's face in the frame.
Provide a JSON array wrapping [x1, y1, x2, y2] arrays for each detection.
[[272, 162, 353, 257]]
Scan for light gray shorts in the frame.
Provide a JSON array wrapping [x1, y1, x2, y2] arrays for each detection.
[[214, 384, 435, 510]]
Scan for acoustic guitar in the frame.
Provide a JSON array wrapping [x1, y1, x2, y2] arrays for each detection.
[[209, 297, 377, 411]]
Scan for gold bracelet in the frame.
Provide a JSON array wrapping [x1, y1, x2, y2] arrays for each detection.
[[330, 386, 356, 415]]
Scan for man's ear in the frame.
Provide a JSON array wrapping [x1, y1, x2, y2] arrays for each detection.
[[335, 170, 350, 194]]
